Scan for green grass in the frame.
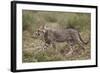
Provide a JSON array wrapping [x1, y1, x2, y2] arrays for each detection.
[[22, 10, 91, 63]]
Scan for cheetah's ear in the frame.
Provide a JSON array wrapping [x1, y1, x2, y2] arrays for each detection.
[[44, 25, 49, 30]]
